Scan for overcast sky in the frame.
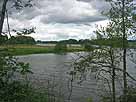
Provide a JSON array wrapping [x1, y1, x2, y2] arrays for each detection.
[[2, 0, 112, 41]]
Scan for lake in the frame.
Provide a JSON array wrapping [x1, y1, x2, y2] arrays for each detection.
[[18, 51, 136, 102]]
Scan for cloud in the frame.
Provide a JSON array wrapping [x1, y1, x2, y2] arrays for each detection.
[[77, 0, 110, 12], [8, 0, 107, 24], [40, 0, 106, 24], [3, 0, 110, 40], [30, 19, 109, 41]]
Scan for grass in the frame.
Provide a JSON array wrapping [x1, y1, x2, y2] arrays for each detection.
[[0, 44, 84, 55], [128, 42, 136, 48], [0, 42, 134, 56]]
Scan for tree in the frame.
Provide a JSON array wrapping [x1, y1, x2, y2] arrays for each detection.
[[7, 27, 36, 44], [96, 0, 136, 101], [8, 35, 36, 44], [103, 0, 136, 102], [70, 46, 120, 102], [0, 0, 33, 35], [12, 27, 36, 36], [94, 22, 119, 102], [69, 0, 136, 102], [72, 22, 123, 102], [0, 0, 8, 36], [0, 34, 8, 45]]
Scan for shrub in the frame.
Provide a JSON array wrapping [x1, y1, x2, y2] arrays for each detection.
[[0, 35, 8, 45], [0, 49, 48, 102], [55, 43, 67, 53], [8, 36, 36, 45]]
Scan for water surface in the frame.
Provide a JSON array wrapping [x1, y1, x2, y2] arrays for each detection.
[[18, 51, 136, 102]]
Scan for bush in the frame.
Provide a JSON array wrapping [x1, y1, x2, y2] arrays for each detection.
[[7, 36, 36, 45], [0, 49, 48, 102], [0, 35, 8, 45], [87, 97, 93, 102], [55, 43, 67, 53], [84, 43, 94, 51], [0, 81, 48, 102], [120, 86, 136, 102]]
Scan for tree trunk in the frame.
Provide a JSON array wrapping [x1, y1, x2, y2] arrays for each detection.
[[0, 0, 8, 35], [122, 0, 127, 102], [112, 66, 116, 102], [110, 48, 116, 102], [6, 9, 11, 37], [123, 49, 127, 102]]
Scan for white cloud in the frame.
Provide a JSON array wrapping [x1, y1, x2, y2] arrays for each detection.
[[3, 0, 109, 41], [31, 19, 109, 41]]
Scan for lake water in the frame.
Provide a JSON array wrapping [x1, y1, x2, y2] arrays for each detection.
[[18, 51, 136, 102]]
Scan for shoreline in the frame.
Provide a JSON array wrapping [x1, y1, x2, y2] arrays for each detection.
[[0, 44, 85, 56]]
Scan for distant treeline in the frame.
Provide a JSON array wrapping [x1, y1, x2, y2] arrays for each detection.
[[0, 35, 36, 45], [37, 39, 93, 44], [1, 34, 135, 46], [37, 39, 136, 45], [128, 40, 136, 42]]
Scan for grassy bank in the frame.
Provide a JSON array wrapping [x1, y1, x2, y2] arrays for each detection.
[[0, 43, 135, 56], [128, 42, 136, 48], [0, 44, 84, 55]]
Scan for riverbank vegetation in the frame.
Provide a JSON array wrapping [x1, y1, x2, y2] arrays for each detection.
[[0, 47, 48, 102], [0, 44, 84, 55], [0, 39, 135, 55]]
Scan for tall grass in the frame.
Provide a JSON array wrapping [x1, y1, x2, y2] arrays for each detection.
[[0, 44, 84, 55]]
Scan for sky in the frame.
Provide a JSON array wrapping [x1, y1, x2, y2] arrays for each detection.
[[1, 0, 111, 41]]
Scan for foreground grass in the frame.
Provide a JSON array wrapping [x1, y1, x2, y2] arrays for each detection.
[[0, 44, 84, 55]]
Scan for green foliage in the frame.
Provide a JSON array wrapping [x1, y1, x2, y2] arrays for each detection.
[[92, 37, 128, 48], [104, 0, 136, 38], [55, 43, 67, 53], [128, 40, 136, 48], [101, 96, 111, 102], [0, 48, 47, 102], [94, 21, 129, 48], [11, 0, 34, 10], [0, 81, 48, 102], [11, 47, 54, 55], [0, 48, 31, 84], [132, 14, 136, 21], [0, 35, 8, 45], [37, 39, 94, 45], [0, 2, 47, 102], [84, 43, 94, 51], [8, 36, 36, 45], [6, 27, 36, 45], [12, 27, 36, 36], [59, 39, 78, 44], [87, 97, 93, 102], [126, 87, 136, 102], [0, 45, 84, 55], [118, 86, 136, 102]]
